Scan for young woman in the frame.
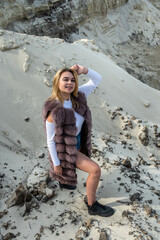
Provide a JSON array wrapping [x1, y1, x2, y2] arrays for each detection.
[[42, 64, 114, 217]]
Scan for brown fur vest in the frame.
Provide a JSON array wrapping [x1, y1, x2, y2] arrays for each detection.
[[42, 92, 92, 185]]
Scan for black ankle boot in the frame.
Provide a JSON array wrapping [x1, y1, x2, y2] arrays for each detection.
[[59, 182, 77, 190], [84, 196, 114, 217]]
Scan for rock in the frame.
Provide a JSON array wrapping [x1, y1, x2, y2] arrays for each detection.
[[24, 117, 30, 122], [34, 233, 41, 240], [122, 158, 132, 168], [11, 226, 17, 230], [0, 173, 5, 178], [125, 133, 132, 139], [0, 210, 8, 219], [2, 232, 16, 240], [153, 124, 158, 132], [122, 210, 134, 221], [45, 187, 54, 199], [155, 137, 160, 148], [43, 77, 52, 87], [27, 166, 49, 190], [144, 205, 155, 217], [130, 192, 142, 202], [139, 127, 149, 146], [137, 62, 144, 67], [146, 14, 151, 23], [134, 4, 144, 11], [153, 190, 160, 197], [42, 195, 48, 203], [0, 38, 20, 51], [75, 228, 88, 240], [143, 102, 150, 108], [99, 230, 109, 240], [2, 221, 11, 230], [23, 55, 31, 72], [23, 202, 32, 216], [6, 184, 26, 208], [86, 218, 93, 227], [39, 153, 45, 158]]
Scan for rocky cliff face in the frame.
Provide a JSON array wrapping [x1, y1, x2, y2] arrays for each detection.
[[0, 0, 128, 40]]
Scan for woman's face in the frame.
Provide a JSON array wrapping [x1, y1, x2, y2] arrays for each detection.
[[58, 71, 76, 95]]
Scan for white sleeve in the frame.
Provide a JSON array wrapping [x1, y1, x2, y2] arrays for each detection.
[[78, 68, 102, 98], [46, 121, 60, 166]]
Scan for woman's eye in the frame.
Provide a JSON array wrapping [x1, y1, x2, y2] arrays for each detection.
[[71, 79, 75, 82]]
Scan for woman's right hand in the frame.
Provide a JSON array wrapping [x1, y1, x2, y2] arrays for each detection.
[[70, 64, 88, 75], [54, 165, 62, 175]]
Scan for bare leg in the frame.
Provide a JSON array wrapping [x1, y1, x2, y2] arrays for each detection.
[[76, 151, 101, 206]]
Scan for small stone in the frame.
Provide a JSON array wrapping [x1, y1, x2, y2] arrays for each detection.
[[153, 190, 160, 197], [43, 77, 52, 87], [155, 137, 160, 148], [86, 218, 93, 227], [2, 221, 11, 230], [42, 195, 48, 203], [0, 210, 8, 219], [11, 226, 17, 230], [45, 188, 54, 198], [134, 4, 144, 10], [144, 102, 150, 108], [122, 158, 132, 168], [47, 200, 55, 205], [147, 200, 152, 204], [34, 233, 41, 240], [139, 128, 149, 146], [99, 230, 109, 240], [128, 146, 133, 150], [2, 232, 16, 240], [130, 192, 142, 202], [24, 117, 30, 122], [144, 205, 152, 216], [125, 133, 132, 139], [35, 194, 43, 201], [0, 173, 5, 178], [75, 228, 88, 239], [39, 153, 45, 158], [122, 210, 133, 220], [6, 184, 26, 208]]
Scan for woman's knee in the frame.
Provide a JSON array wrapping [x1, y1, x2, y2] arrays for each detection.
[[91, 164, 101, 177]]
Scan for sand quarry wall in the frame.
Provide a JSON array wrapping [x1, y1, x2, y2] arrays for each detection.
[[0, 0, 128, 39]]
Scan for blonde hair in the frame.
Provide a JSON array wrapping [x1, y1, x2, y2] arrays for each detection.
[[47, 68, 79, 108]]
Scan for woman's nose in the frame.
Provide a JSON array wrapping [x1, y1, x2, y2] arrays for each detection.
[[68, 79, 73, 83]]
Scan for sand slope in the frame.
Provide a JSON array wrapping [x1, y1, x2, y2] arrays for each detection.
[[0, 30, 160, 240]]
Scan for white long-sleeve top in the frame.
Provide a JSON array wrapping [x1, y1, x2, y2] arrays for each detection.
[[46, 68, 102, 166]]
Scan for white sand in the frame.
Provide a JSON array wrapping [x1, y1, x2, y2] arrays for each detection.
[[0, 28, 160, 240]]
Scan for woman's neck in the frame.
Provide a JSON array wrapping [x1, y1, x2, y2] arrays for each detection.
[[60, 92, 70, 101]]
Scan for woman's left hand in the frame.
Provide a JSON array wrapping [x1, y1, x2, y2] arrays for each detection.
[[70, 64, 88, 75]]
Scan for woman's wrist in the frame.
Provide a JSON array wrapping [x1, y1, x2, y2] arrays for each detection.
[[83, 67, 88, 74]]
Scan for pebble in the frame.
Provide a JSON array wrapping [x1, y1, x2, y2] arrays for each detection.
[[122, 158, 132, 168], [130, 192, 142, 202], [86, 218, 93, 227], [99, 230, 109, 240], [2, 232, 16, 240], [24, 117, 30, 122], [38, 153, 45, 158]]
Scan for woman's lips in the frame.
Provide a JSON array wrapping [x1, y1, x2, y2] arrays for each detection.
[[65, 86, 73, 90]]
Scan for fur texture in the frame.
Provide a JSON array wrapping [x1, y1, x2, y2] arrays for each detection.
[[42, 92, 92, 185]]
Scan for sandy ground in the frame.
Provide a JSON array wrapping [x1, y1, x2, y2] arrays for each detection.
[[0, 29, 160, 240]]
